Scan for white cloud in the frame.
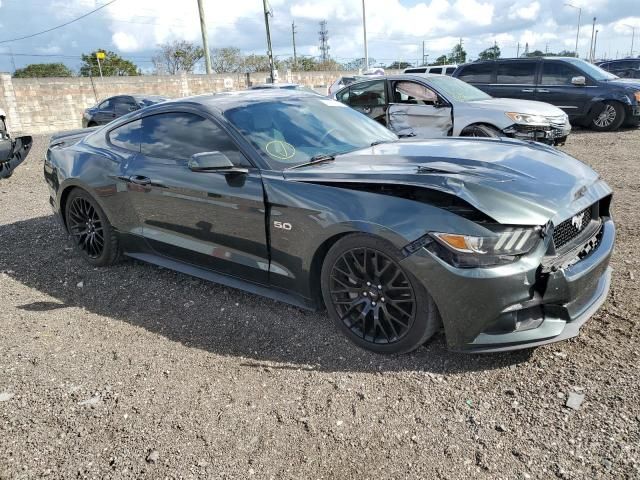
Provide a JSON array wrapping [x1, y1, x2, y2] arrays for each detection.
[[508, 1, 540, 21]]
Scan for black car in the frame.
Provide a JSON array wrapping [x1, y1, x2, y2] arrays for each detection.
[[597, 58, 640, 79], [82, 95, 168, 128], [453, 57, 640, 131], [45, 90, 614, 354]]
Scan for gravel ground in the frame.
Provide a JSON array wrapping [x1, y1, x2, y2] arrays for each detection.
[[0, 129, 639, 479]]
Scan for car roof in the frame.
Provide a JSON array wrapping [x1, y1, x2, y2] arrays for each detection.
[[250, 83, 301, 89], [154, 89, 321, 113]]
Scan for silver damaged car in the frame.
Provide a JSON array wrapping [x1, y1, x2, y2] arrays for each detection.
[[334, 74, 572, 145]]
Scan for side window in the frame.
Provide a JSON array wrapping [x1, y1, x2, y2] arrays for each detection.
[[496, 62, 537, 84], [445, 67, 456, 75], [429, 67, 442, 74], [98, 99, 113, 110], [109, 119, 142, 152], [349, 80, 387, 106], [139, 112, 251, 167], [114, 97, 137, 115], [393, 81, 438, 105], [541, 62, 581, 85], [336, 88, 350, 104], [456, 63, 493, 83]]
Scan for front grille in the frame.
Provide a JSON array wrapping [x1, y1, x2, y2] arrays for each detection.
[[553, 207, 593, 250]]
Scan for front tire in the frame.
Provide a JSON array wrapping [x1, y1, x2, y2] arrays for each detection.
[[65, 189, 120, 267], [591, 102, 625, 131], [461, 124, 503, 138], [321, 234, 440, 354]]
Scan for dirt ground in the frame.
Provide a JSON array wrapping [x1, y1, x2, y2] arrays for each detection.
[[0, 129, 638, 479]]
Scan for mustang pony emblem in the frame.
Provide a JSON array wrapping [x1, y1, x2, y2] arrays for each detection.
[[571, 212, 585, 231]]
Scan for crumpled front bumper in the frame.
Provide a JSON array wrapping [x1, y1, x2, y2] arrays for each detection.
[[401, 217, 615, 353], [503, 122, 572, 146]]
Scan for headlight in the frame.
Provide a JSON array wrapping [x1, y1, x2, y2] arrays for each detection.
[[505, 112, 549, 126], [633, 91, 640, 102], [428, 227, 542, 268]]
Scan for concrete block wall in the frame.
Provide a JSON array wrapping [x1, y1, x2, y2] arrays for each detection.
[[0, 70, 400, 135]]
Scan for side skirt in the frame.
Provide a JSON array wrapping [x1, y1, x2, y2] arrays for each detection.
[[125, 251, 319, 312]]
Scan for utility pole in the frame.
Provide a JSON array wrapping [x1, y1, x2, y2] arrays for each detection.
[[564, 3, 581, 58], [362, 0, 368, 70], [516, 42, 520, 57], [458, 37, 463, 63], [291, 21, 297, 71], [197, 0, 212, 74], [8, 45, 16, 74], [422, 40, 425, 65], [624, 24, 636, 57], [588, 17, 596, 62], [262, 0, 275, 83], [592, 30, 599, 61]]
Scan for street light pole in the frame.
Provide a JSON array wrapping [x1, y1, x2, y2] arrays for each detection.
[[592, 29, 599, 61], [362, 0, 368, 71], [565, 3, 582, 57], [624, 24, 636, 57], [588, 17, 596, 62], [197, 0, 212, 74]]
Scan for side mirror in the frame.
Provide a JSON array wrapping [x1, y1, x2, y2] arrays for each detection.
[[188, 151, 247, 174], [571, 76, 586, 86]]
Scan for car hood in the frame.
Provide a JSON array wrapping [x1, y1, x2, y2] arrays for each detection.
[[284, 138, 610, 226], [467, 98, 566, 117], [607, 78, 640, 90]]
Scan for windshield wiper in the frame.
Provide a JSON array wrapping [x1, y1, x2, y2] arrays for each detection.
[[287, 153, 336, 170], [370, 139, 395, 146]]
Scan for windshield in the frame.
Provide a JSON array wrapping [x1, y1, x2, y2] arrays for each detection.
[[426, 75, 492, 102], [224, 96, 397, 169], [563, 58, 618, 81]]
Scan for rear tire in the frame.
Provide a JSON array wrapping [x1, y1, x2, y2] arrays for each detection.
[[65, 189, 120, 267], [87, 121, 97, 127], [321, 234, 440, 354], [461, 124, 503, 138], [590, 102, 625, 131]]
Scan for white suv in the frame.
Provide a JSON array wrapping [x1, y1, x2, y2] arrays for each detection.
[[404, 65, 458, 75]]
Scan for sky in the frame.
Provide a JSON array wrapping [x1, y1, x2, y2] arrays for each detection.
[[0, 0, 638, 73]]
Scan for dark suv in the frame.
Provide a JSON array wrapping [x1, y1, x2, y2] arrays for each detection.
[[453, 57, 640, 131], [597, 59, 640, 79]]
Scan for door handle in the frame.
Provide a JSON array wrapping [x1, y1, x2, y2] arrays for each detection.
[[537, 89, 550, 93], [128, 175, 151, 185], [521, 89, 534, 93]]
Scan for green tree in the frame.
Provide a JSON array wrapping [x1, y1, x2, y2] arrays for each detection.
[[524, 49, 546, 58], [80, 50, 138, 77], [387, 61, 413, 70], [448, 43, 467, 64], [211, 47, 243, 73], [152, 41, 204, 74], [13, 63, 73, 78], [478, 44, 501, 60], [433, 54, 448, 65]]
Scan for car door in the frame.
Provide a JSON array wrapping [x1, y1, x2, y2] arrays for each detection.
[[123, 110, 269, 283], [94, 98, 117, 125], [113, 96, 139, 119], [536, 60, 591, 118], [345, 79, 389, 126], [487, 60, 539, 100], [386, 80, 452, 137]]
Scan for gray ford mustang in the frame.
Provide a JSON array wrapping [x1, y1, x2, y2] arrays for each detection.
[[44, 90, 614, 354]]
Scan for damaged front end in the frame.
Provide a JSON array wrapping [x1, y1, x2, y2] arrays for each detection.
[[502, 113, 572, 146], [0, 131, 33, 179]]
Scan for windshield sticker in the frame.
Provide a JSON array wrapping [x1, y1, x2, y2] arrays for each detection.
[[266, 141, 296, 160]]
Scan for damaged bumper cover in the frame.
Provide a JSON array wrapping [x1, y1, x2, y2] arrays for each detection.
[[503, 121, 571, 146], [401, 211, 614, 353], [0, 135, 33, 179]]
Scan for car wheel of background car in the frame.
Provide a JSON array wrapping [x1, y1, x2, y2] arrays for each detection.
[[321, 234, 441, 354], [64, 188, 121, 267], [461, 124, 503, 139], [87, 121, 97, 127], [591, 102, 625, 131]]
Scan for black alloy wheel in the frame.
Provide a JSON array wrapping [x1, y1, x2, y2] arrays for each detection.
[[329, 247, 416, 344], [64, 189, 120, 267], [321, 234, 440, 354]]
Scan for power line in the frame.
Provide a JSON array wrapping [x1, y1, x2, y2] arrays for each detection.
[[0, 0, 118, 45]]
